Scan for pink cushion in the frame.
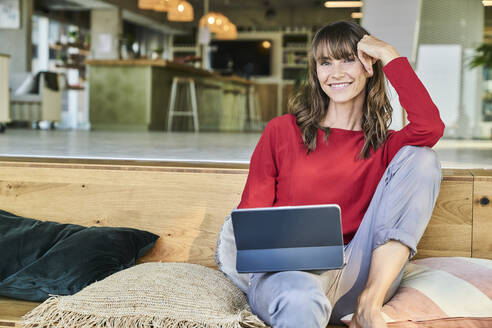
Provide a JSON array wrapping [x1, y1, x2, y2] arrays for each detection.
[[341, 257, 492, 327]]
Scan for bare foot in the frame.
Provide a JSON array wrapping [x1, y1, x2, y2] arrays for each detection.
[[348, 306, 386, 328]]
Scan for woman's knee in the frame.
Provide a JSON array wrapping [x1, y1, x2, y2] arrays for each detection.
[[410, 146, 441, 174], [402, 146, 441, 172], [394, 146, 442, 180], [268, 288, 331, 328]]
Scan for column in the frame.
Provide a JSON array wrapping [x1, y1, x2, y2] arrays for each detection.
[[361, 0, 422, 131], [90, 8, 122, 60]]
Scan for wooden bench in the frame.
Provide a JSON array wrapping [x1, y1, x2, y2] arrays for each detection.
[[0, 157, 490, 328]]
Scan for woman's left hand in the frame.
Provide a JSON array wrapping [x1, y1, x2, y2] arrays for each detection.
[[357, 35, 401, 76]]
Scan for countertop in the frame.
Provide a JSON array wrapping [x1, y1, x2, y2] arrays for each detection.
[[85, 59, 255, 85]]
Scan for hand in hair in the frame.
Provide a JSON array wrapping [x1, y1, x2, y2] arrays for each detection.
[[357, 35, 401, 75]]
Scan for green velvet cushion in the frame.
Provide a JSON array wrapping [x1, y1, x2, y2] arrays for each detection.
[[0, 209, 159, 301]]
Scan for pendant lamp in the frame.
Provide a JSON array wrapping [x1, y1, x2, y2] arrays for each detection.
[[199, 12, 229, 33], [168, 0, 194, 22], [215, 22, 237, 40], [138, 0, 158, 10], [154, 0, 179, 12]]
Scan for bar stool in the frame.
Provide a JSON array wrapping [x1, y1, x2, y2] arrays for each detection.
[[167, 77, 199, 132]]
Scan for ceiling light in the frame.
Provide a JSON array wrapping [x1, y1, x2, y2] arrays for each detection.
[[154, 0, 178, 12], [351, 12, 363, 18], [324, 1, 363, 8], [216, 22, 237, 40], [138, 0, 158, 10], [262, 40, 271, 49], [200, 12, 231, 33], [168, 0, 194, 22], [483, 0, 492, 5]]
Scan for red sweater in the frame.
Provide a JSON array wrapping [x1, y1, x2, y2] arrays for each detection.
[[237, 57, 445, 244]]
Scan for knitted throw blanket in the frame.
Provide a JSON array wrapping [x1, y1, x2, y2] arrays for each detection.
[[23, 262, 267, 328]]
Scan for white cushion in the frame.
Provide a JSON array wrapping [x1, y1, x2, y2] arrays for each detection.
[[214, 207, 250, 293]]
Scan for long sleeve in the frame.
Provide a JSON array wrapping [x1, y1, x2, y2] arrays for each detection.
[[382, 57, 446, 164], [237, 120, 278, 209]]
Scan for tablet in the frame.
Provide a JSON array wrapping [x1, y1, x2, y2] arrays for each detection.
[[231, 204, 345, 273]]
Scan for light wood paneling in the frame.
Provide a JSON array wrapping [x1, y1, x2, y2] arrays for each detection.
[[0, 162, 478, 265], [414, 169, 473, 259], [471, 169, 492, 259]]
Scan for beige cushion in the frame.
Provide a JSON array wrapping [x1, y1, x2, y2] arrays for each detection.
[[341, 257, 492, 327], [23, 262, 267, 328]]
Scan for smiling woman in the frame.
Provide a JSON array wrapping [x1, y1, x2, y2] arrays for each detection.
[[221, 20, 446, 328]]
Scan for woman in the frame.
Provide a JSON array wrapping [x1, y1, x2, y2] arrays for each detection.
[[216, 21, 444, 328]]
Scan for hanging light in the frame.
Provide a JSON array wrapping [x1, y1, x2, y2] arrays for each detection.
[[138, 0, 158, 10], [214, 13, 228, 28], [154, 0, 178, 12], [199, 12, 220, 33], [199, 12, 230, 33], [215, 22, 237, 40], [168, 0, 194, 22]]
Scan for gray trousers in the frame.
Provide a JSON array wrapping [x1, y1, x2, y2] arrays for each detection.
[[246, 145, 443, 327]]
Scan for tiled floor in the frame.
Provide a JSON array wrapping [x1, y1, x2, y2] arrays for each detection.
[[0, 129, 491, 169]]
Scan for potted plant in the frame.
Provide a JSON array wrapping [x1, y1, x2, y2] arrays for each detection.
[[468, 43, 492, 69]]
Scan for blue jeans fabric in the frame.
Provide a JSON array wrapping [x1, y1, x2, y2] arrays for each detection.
[[246, 146, 443, 327]]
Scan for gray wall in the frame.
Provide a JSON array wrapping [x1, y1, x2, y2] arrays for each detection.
[[0, 0, 33, 73]]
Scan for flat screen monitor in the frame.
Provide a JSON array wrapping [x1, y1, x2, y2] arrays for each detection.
[[209, 39, 272, 78]]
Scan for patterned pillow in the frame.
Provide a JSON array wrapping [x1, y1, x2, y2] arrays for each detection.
[[341, 257, 492, 327]]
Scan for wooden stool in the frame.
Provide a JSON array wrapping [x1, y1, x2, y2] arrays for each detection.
[[167, 77, 199, 132]]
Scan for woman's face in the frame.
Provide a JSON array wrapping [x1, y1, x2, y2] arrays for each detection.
[[316, 51, 370, 104]]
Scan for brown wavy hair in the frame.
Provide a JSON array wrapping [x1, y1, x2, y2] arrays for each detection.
[[288, 21, 393, 159]]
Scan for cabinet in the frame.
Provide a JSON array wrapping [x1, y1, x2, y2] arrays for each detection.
[[281, 31, 311, 81]]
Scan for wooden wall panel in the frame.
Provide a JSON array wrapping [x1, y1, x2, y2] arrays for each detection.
[[471, 169, 492, 259], [414, 169, 473, 259], [0, 162, 479, 265]]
